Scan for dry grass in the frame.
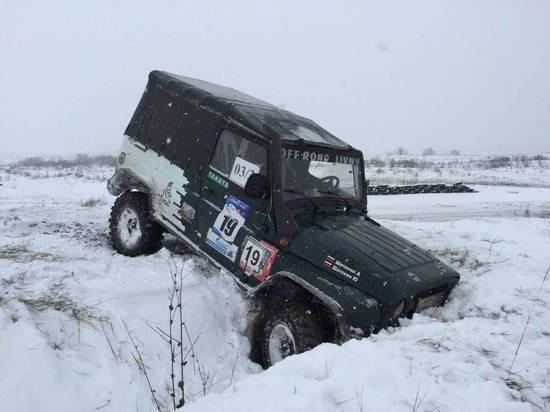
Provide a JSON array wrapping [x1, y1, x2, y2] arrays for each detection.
[[18, 294, 102, 321], [0, 242, 60, 262], [433, 247, 488, 272], [0, 242, 29, 259], [80, 197, 106, 207]]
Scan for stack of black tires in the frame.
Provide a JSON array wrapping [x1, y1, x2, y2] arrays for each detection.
[[367, 182, 476, 196]]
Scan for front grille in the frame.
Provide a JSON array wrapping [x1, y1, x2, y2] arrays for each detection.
[[415, 291, 446, 312]]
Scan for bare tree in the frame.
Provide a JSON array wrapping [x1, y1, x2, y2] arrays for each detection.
[[422, 147, 436, 156]]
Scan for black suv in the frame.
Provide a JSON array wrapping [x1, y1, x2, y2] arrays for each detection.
[[108, 71, 460, 367]]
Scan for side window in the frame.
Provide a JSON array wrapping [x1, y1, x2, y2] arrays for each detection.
[[210, 129, 267, 177], [210, 130, 242, 176]]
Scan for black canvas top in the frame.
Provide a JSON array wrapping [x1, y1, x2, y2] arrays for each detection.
[[138, 71, 351, 150], [160, 72, 277, 108]]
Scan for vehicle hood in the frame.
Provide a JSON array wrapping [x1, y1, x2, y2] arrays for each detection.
[[287, 215, 459, 304]]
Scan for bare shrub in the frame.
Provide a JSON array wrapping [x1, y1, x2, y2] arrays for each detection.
[[137, 260, 216, 409], [506, 264, 549, 381], [367, 157, 386, 168], [396, 147, 408, 155], [449, 149, 461, 156], [422, 147, 436, 156], [485, 156, 512, 169], [80, 197, 105, 207], [123, 319, 163, 412], [511, 155, 530, 168], [16, 154, 116, 168]]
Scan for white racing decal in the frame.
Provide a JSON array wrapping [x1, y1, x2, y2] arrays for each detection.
[[118, 136, 189, 228], [239, 236, 279, 281], [229, 156, 260, 188], [323, 255, 361, 282]]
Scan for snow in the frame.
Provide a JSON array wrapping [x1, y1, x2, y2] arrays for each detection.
[[365, 153, 550, 187], [369, 185, 550, 220], [1, 165, 550, 411]]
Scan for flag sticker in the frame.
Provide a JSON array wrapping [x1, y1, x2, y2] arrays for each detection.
[[323, 255, 336, 268]]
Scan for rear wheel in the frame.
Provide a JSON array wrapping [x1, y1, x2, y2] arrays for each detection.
[[257, 299, 325, 368], [109, 191, 163, 256]]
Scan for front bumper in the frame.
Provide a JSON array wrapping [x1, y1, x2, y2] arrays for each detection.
[[377, 276, 459, 330]]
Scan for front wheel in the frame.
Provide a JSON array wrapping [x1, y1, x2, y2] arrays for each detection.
[[109, 191, 163, 256], [257, 300, 325, 368]]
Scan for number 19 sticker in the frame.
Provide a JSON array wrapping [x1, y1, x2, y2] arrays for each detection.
[[239, 236, 279, 281], [212, 196, 249, 243]]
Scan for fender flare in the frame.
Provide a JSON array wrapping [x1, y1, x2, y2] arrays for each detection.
[[107, 168, 150, 196], [248, 271, 351, 340]]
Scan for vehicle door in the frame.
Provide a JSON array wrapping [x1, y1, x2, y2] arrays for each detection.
[[196, 127, 278, 285]]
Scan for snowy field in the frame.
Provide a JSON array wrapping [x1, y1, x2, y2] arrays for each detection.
[[365, 153, 550, 188], [1, 164, 549, 411]]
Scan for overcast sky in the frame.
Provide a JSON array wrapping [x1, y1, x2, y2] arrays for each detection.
[[1, 0, 549, 157]]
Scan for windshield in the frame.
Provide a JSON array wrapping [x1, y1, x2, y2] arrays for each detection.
[[282, 156, 362, 201]]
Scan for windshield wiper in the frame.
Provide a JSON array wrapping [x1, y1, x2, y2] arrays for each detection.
[[317, 190, 353, 214], [283, 189, 321, 212]]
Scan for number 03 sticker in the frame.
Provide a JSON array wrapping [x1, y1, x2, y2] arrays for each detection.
[[239, 236, 279, 281], [229, 156, 260, 188]]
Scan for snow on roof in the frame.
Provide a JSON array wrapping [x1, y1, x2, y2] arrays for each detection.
[[157, 71, 276, 108]]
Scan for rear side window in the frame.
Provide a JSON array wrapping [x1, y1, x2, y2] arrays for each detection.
[[210, 129, 267, 177]]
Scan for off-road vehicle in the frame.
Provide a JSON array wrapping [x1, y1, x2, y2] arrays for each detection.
[[108, 71, 460, 367]]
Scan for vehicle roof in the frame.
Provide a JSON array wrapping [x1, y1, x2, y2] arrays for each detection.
[[149, 70, 352, 150]]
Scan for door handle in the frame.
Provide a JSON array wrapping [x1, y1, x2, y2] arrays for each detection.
[[202, 185, 216, 195]]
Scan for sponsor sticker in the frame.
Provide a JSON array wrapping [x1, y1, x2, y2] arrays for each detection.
[[178, 202, 195, 222], [206, 196, 250, 261], [208, 170, 229, 189], [239, 236, 279, 281], [323, 255, 361, 282], [206, 228, 238, 262], [229, 156, 260, 188], [212, 196, 250, 243]]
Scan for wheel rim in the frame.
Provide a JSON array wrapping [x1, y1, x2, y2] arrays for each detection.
[[117, 208, 142, 248], [268, 323, 296, 365]]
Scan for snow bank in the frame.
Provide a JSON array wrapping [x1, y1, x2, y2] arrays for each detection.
[[187, 217, 550, 411], [1, 167, 549, 411]]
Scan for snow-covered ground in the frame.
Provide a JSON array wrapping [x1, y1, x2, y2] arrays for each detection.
[[1, 165, 549, 411], [365, 153, 550, 187]]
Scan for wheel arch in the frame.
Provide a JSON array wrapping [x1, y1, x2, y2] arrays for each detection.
[[248, 271, 350, 342], [107, 168, 151, 197]]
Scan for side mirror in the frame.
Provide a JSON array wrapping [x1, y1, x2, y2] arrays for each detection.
[[245, 173, 269, 199]]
